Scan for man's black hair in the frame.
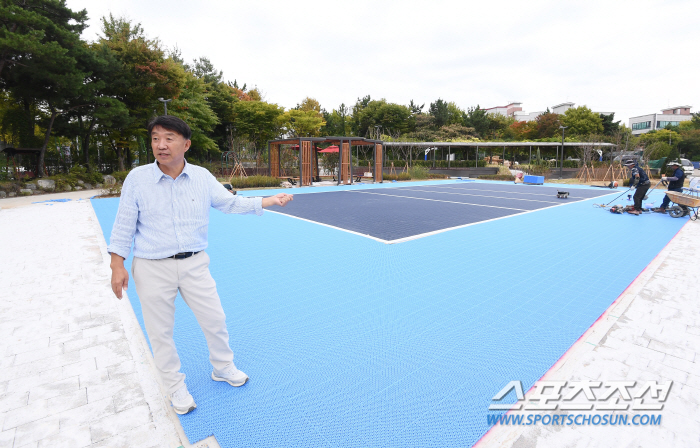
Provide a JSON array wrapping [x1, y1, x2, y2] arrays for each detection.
[[148, 115, 192, 140]]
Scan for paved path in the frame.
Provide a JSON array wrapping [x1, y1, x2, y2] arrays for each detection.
[[1, 191, 698, 447], [0, 196, 217, 448]]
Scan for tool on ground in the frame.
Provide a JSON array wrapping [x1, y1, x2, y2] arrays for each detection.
[[642, 179, 666, 200], [604, 186, 634, 206]]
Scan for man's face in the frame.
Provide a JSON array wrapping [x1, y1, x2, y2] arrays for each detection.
[[151, 125, 190, 169]]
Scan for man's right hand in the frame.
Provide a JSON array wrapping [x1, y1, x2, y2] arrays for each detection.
[[110, 253, 129, 299]]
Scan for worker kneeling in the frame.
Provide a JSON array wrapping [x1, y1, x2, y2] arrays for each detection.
[[624, 159, 650, 215], [654, 160, 686, 214]]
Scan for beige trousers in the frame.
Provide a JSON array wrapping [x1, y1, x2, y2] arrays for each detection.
[[132, 252, 234, 395]]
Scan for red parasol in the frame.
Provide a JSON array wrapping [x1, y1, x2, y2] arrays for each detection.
[[318, 145, 339, 153]]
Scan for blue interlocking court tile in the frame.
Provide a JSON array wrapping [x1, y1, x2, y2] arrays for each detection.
[[91, 180, 686, 448]]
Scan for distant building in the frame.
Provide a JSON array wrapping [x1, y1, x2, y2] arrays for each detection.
[[485, 102, 612, 122], [629, 106, 693, 135], [551, 102, 574, 115], [483, 102, 524, 118]]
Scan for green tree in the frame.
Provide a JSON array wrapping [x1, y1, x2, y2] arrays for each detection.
[[436, 124, 476, 141], [677, 129, 700, 160], [57, 43, 130, 168], [507, 120, 537, 141], [1, 0, 91, 176], [321, 103, 350, 136], [464, 106, 491, 138], [535, 112, 561, 139], [0, 0, 87, 77], [283, 108, 325, 137], [352, 100, 412, 137], [429, 99, 449, 128], [560, 106, 603, 136], [232, 100, 285, 151], [97, 15, 185, 170], [188, 56, 235, 150], [428, 99, 463, 129], [600, 113, 620, 136], [169, 69, 219, 158], [297, 97, 322, 113]]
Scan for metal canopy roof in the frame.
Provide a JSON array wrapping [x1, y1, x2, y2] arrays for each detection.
[[268, 137, 380, 146], [382, 141, 615, 147]]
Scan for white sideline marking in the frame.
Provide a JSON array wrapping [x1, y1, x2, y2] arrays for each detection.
[[347, 190, 529, 211], [269, 190, 602, 245], [265, 210, 391, 243], [394, 187, 562, 204], [413, 184, 574, 198]]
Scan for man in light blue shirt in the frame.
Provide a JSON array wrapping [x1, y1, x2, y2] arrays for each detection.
[[108, 115, 292, 414]]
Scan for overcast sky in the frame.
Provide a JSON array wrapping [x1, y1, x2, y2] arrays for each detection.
[[67, 0, 699, 126]]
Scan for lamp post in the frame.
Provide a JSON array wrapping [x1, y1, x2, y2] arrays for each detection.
[[559, 125, 568, 179], [158, 98, 172, 115]]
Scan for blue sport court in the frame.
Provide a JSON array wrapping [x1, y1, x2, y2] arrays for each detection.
[[92, 179, 686, 447]]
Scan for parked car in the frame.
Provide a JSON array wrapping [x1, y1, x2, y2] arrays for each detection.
[[679, 158, 695, 176]]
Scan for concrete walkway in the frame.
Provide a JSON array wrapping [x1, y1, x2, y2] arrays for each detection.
[[1, 190, 698, 447], [0, 194, 217, 448]]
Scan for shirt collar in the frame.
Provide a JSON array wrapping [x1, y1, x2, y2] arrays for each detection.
[[152, 159, 190, 183]]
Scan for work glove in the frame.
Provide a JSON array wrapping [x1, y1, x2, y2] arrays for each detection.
[[661, 176, 668, 181]]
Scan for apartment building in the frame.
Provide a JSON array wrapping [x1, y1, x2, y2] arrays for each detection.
[[629, 106, 693, 135]]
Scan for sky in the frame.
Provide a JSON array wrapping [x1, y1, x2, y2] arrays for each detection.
[[67, 0, 699, 126]]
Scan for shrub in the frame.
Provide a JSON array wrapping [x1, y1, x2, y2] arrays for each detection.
[[383, 173, 412, 181], [428, 173, 449, 179], [111, 171, 129, 183], [100, 183, 122, 197], [69, 165, 103, 185], [228, 175, 282, 189], [478, 174, 516, 181], [408, 166, 430, 179], [521, 164, 550, 176]]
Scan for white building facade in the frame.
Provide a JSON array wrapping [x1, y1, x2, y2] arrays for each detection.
[[629, 106, 693, 135], [485, 102, 612, 122]]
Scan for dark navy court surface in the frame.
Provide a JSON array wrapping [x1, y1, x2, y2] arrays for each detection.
[[92, 180, 686, 448], [273, 183, 612, 241]]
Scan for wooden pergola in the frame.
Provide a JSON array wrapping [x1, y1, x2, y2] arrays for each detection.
[[267, 137, 384, 186]]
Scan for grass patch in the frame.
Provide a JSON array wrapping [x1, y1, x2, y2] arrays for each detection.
[[478, 174, 516, 181], [383, 173, 412, 181], [228, 175, 282, 189], [408, 166, 430, 180]]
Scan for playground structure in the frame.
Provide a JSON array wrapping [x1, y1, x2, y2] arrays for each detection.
[[267, 137, 384, 186]]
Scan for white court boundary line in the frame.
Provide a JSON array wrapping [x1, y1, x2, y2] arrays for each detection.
[[392, 187, 562, 204], [268, 189, 604, 245], [347, 190, 530, 211], [411, 184, 593, 198], [265, 209, 391, 243], [384, 196, 600, 244]]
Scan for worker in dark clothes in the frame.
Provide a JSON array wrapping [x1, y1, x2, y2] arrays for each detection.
[[624, 159, 650, 215], [654, 160, 686, 214]]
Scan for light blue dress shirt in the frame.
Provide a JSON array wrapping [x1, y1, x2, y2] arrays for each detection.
[[108, 161, 263, 260]]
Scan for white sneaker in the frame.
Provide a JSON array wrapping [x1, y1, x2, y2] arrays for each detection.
[[170, 384, 196, 414], [211, 363, 249, 387]]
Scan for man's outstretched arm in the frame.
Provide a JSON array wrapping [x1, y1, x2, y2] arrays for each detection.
[[262, 193, 293, 208]]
